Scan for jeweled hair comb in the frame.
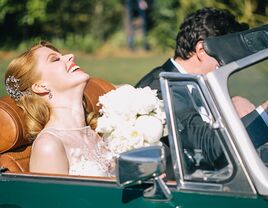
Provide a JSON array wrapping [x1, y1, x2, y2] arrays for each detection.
[[5, 75, 31, 101]]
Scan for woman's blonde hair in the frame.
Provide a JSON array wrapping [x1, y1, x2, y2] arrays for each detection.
[[5, 41, 60, 138]]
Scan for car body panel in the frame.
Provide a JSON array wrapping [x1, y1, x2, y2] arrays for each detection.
[[0, 174, 267, 207]]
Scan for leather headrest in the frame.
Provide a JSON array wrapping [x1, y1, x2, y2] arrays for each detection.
[[0, 77, 115, 153], [0, 96, 29, 153], [203, 24, 268, 65]]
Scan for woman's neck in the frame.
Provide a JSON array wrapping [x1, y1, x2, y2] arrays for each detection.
[[46, 104, 86, 129]]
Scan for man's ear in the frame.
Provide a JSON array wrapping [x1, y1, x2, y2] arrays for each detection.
[[195, 41, 206, 61], [31, 83, 48, 94]]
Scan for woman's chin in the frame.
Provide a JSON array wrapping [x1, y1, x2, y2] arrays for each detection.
[[68, 75, 90, 92], [75, 72, 90, 84]]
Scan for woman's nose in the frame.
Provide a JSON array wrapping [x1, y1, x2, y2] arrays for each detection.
[[63, 53, 74, 62]]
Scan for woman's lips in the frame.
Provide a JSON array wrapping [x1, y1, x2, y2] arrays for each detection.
[[67, 63, 80, 73]]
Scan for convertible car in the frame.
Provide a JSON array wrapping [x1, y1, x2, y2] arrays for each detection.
[[0, 27, 267, 207]]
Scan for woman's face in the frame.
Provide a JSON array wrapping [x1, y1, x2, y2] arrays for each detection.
[[34, 47, 90, 93]]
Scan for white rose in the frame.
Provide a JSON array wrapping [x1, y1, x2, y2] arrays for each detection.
[[108, 138, 128, 154], [134, 115, 163, 144], [97, 85, 166, 154]]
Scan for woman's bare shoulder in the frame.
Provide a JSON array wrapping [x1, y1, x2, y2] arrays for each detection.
[[30, 132, 69, 174], [32, 132, 65, 155]]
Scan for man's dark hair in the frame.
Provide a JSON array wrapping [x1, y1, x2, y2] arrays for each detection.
[[174, 7, 249, 60]]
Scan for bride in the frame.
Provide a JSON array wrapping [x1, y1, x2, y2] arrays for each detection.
[[5, 41, 112, 176]]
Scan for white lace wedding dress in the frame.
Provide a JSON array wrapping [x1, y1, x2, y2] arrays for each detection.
[[35, 126, 112, 177]]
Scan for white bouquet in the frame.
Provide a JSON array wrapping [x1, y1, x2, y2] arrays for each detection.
[[96, 85, 168, 155]]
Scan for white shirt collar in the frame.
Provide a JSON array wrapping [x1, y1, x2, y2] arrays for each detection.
[[170, 59, 211, 123], [170, 58, 188, 74], [256, 106, 268, 126]]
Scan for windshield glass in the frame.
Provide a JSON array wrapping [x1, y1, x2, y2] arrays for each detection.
[[167, 80, 233, 182]]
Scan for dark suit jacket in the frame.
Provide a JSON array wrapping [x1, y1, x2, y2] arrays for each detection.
[[136, 59, 268, 172], [135, 59, 177, 99]]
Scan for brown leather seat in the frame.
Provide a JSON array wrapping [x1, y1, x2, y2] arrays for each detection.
[[0, 77, 115, 173]]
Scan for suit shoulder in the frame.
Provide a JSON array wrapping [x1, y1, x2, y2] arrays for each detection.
[[135, 65, 164, 88]]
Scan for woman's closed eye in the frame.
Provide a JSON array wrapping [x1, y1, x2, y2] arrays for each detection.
[[51, 56, 60, 62], [47, 52, 61, 62]]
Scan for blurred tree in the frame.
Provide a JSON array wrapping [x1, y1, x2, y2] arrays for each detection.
[[223, 0, 268, 25], [147, 0, 180, 51], [21, 0, 50, 25], [0, 0, 123, 51], [149, 0, 268, 51], [0, 0, 267, 51], [0, 0, 51, 46]]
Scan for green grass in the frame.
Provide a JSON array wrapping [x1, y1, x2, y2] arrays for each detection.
[[229, 59, 268, 106], [76, 54, 169, 85]]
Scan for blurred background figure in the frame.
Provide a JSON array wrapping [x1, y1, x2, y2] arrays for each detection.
[[124, 0, 151, 51]]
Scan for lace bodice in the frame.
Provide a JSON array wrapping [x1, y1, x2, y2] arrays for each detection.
[[35, 126, 113, 177]]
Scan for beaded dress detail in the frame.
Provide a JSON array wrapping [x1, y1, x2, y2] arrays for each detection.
[[35, 126, 112, 177]]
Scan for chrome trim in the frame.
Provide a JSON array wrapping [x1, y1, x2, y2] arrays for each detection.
[[180, 181, 223, 192], [160, 77, 184, 187], [0, 172, 117, 187], [143, 176, 172, 201]]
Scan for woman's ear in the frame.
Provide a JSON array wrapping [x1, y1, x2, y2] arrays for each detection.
[[195, 41, 206, 61], [31, 83, 48, 94]]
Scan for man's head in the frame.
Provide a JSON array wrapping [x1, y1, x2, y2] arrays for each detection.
[[174, 7, 249, 74]]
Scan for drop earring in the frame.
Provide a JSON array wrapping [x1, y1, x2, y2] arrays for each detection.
[[45, 87, 53, 99]]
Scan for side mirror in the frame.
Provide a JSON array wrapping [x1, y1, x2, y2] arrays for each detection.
[[116, 146, 172, 201]]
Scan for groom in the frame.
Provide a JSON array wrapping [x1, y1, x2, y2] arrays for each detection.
[[136, 7, 268, 172]]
